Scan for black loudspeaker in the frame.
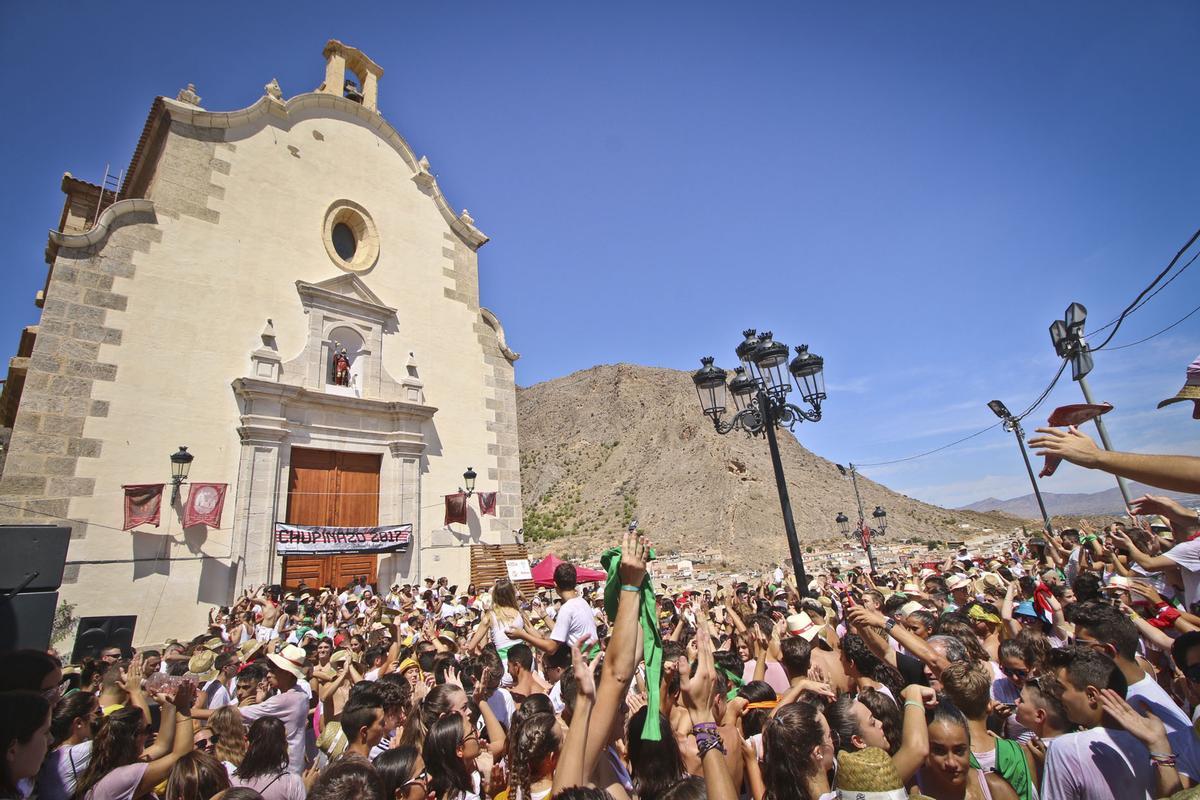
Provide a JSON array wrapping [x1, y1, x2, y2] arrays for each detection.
[[0, 525, 70, 591], [0, 525, 70, 653], [71, 616, 137, 663], [0, 591, 59, 651]]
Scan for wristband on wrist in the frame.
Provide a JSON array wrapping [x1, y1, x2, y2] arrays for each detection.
[[621, 584, 641, 593], [904, 700, 923, 710], [1149, 751, 1175, 759], [1150, 754, 1177, 768], [885, 618, 898, 635]]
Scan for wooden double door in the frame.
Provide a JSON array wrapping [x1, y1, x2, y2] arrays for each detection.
[[281, 448, 382, 589]]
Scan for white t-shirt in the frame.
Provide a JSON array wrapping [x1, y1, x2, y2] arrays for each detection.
[[37, 741, 92, 800], [548, 681, 565, 714], [1164, 539, 1200, 609], [486, 687, 516, 730], [551, 597, 598, 647], [1041, 726, 1153, 800], [238, 688, 310, 775], [204, 679, 233, 710], [1126, 674, 1200, 780]]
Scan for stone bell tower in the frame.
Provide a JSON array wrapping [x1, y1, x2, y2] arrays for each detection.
[[317, 39, 384, 112]]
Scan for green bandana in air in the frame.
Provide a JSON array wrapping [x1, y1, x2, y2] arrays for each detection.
[[600, 546, 662, 741]]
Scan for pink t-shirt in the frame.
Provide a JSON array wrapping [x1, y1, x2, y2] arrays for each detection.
[[85, 762, 148, 800], [742, 660, 790, 695]]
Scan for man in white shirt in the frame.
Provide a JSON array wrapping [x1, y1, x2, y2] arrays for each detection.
[[506, 560, 597, 654], [238, 645, 312, 774], [1042, 645, 1168, 800], [1072, 601, 1200, 781]]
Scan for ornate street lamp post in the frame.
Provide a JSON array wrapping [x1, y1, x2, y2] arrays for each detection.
[[692, 330, 826, 595], [833, 461, 886, 572], [169, 446, 194, 505]]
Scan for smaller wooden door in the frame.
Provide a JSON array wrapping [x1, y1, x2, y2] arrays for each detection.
[[281, 448, 381, 589]]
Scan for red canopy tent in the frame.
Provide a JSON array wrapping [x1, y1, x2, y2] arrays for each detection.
[[530, 553, 607, 588]]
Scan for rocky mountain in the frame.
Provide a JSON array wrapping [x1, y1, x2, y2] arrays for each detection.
[[960, 484, 1200, 518], [516, 364, 1021, 570]]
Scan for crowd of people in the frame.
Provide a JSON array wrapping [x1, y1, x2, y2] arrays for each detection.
[[2, 395, 1200, 800]]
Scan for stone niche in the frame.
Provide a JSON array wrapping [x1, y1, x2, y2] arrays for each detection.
[[260, 273, 424, 403]]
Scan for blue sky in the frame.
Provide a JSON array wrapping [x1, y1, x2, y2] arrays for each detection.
[[2, 3, 1198, 508]]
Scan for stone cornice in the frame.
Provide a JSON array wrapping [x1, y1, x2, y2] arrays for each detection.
[[159, 95, 489, 251], [480, 307, 520, 363], [232, 378, 438, 421], [48, 199, 156, 249], [295, 279, 397, 323]]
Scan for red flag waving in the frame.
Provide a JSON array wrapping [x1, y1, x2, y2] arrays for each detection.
[[123, 484, 164, 531], [183, 483, 227, 528], [478, 491, 498, 516], [445, 492, 468, 526]]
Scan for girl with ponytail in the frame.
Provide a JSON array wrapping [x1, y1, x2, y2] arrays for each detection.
[[37, 692, 101, 800], [504, 711, 560, 800]]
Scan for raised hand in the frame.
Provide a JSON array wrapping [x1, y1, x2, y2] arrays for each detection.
[[1028, 426, 1102, 469], [472, 666, 491, 704], [1130, 495, 1198, 531], [570, 638, 597, 702], [1098, 689, 1171, 751], [619, 528, 649, 587]]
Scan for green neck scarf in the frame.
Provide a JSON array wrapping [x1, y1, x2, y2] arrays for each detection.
[[600, 547, 662, 741]]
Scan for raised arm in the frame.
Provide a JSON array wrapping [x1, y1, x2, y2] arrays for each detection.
[[891, 685, 935, 781], [1029, 427, 1200, 494], [582, 530, 649, 780], [552, 641, 597, 795], [848, 607, 949, 677], [136, 682, 197, 795], [679, 616, 737, 800]]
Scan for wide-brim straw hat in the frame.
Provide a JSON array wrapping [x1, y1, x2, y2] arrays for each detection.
[[188, 650, 218, 681], [785, 612, 821, 641], [267, 644, 309, 680], [239, 639, 264, 661], [316, 721, 349, 759], [834, 746, 907, 798], [1158, 355, 1200, 409]]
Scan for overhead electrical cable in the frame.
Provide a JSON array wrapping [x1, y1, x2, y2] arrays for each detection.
[[1088, 226, 1200, 351]]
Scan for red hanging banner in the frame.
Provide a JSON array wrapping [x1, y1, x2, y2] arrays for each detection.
[[444, 492, 468, 526], [123, 484, 164, 531], [183, 483, 228, 528], [477, 491, 498, 516]]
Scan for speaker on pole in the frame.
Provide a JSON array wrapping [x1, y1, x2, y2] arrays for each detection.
[[0, 525, 70, 653]]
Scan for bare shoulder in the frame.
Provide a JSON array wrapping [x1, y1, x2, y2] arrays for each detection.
[[983, 770, 1019, 800]]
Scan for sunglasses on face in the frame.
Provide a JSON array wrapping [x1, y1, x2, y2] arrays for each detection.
[[1002, 667, 1029, 680], [194, 738, 214, 750], [403, 771, 430, 788]]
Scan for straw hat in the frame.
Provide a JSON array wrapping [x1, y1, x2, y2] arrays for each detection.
[[1157, 355, 1200, 410], [238, 639, 264, 662], [329, 649, 352, 667], [267, 644, 309, 681], [785, 612, 821, 641], [188, 650, 218, 681], [899, 600, 925, 617], [945, 574, 971, 592], [396, 657, 421, 677], [203, 637, 224, 652], [316, 721, 349, 760], [834, 746, 908, 799]]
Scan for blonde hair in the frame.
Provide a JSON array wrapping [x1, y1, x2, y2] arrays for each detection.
[[211, 705, 247, 767]]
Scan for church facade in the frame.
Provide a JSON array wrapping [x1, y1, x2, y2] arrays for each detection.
[[0, 41, 522, 645]]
